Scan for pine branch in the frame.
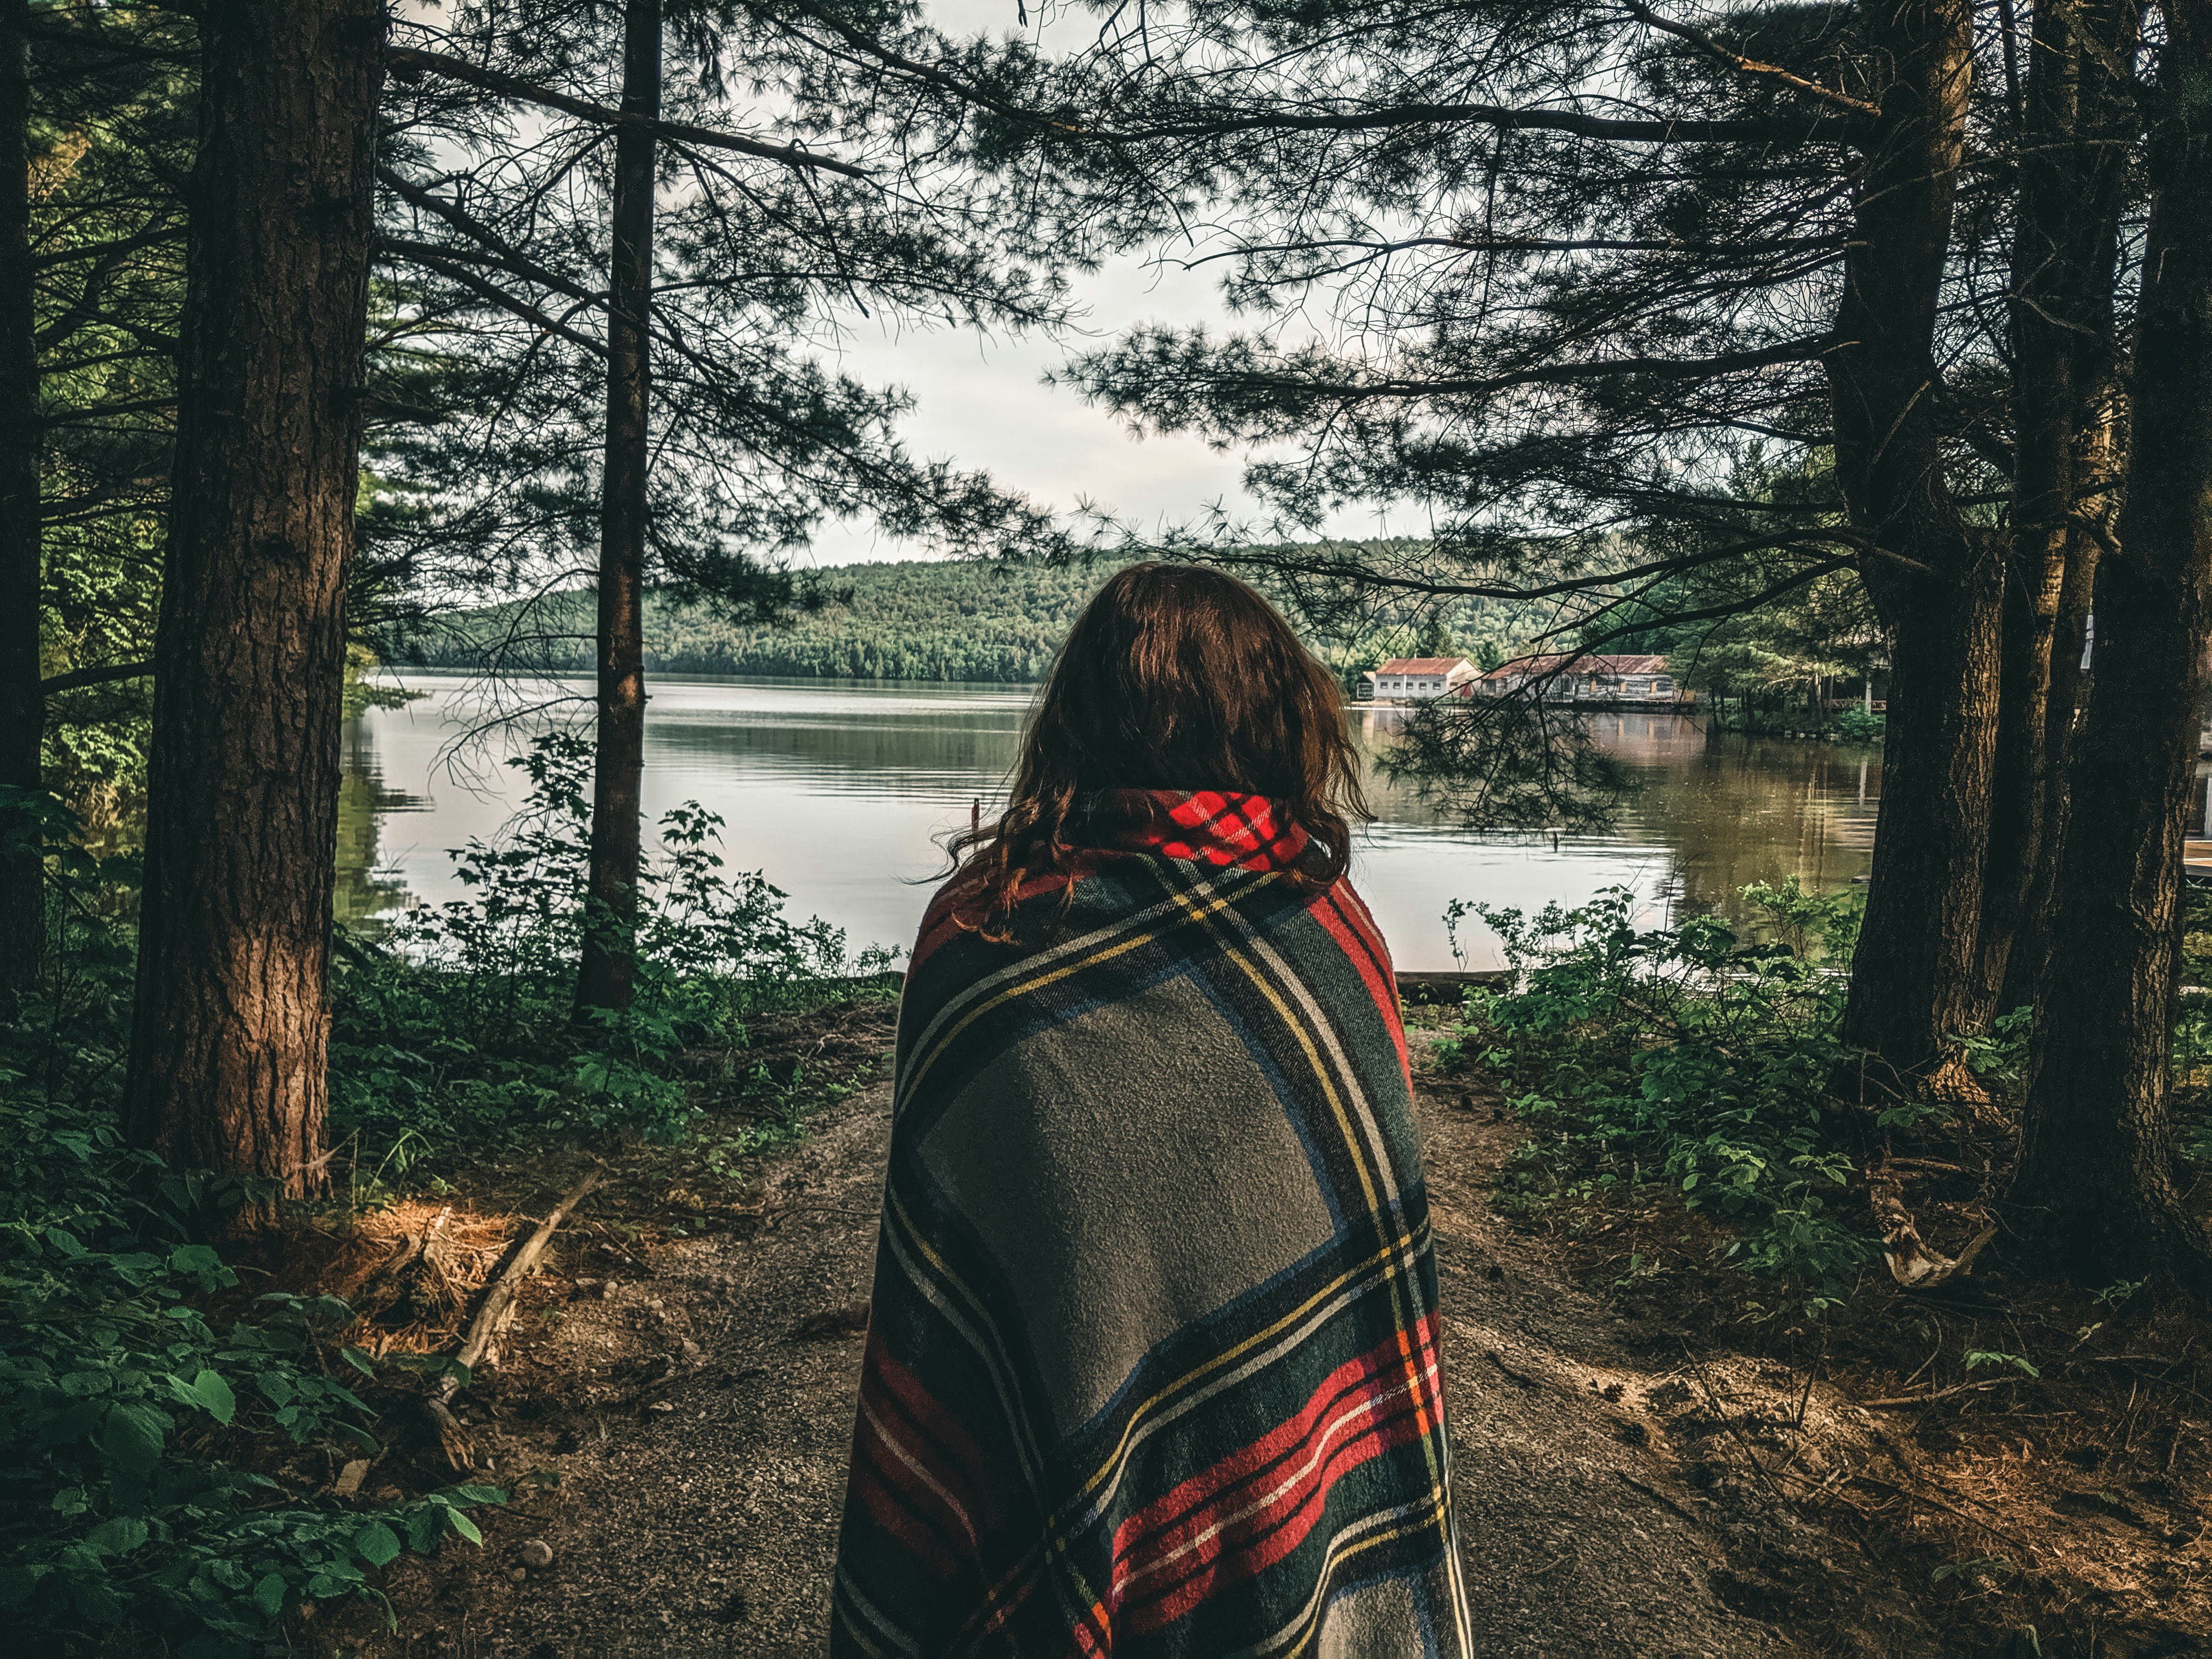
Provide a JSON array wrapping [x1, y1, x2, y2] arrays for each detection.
[[386, 48, 872, 179], [1620, 3, 1881, 116], [43, 659, 151, 693], [777, 0, 1869, 150]]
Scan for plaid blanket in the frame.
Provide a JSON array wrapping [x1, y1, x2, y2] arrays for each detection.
[[832, 791, 1470, 1657]]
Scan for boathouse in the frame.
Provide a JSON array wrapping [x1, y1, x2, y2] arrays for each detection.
[[1361, 656, 1480, 702]]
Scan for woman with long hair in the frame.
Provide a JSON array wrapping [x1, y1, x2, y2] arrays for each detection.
[[832, 563, 1470, 1656]]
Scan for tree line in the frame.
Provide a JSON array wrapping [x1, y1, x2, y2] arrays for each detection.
[[399, 546, 1551, 684]]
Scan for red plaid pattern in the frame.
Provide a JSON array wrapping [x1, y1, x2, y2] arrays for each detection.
[[1096, 1311, 1444, 1638], [1086, 790, 1313, 873]]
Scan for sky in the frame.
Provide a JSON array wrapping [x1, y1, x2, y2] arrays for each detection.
[[803, 0, 1397, 563]]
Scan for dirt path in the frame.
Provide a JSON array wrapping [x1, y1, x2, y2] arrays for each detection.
[[345, 1051, 1942, 1659]]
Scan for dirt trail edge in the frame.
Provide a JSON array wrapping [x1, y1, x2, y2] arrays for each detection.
[[345, 1050, 1941, 1659]]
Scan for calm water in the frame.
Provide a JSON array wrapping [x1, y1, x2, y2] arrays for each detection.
[[336, 674, 1882, 972]]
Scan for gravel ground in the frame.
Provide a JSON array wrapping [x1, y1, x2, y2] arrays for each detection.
[[332, 1041, 1940, 1659]]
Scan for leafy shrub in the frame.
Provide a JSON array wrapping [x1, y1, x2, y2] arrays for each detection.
[[330, 730, 883, 1153], [1438, 880, 1876, 1311], [0, 794, 495, 1656], [1829, 706, 1886, 743]]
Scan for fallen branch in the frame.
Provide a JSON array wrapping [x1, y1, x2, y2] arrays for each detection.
[[422, 1169, 602, 1472], [1678, 1346, 1785, 1499], [1861, 1378, 2015, 1408], [1840, 1470, 2013, 1540]]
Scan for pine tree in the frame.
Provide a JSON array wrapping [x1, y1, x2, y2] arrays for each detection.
[[372, 0, 1076, 1014]]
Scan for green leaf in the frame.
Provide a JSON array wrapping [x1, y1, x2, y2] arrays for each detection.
[[356, 1521, 402, 1567], [188, 1368, 236, 1425], [340, 1345, 377, 1377], [444, 1508, 483, 1545], [403, 1509, 444, 1554], [332, 1420, 381, 1455], [84, 1517, 148, 1557], [167, 1244, 221, 1276], [100, 1403, 166, 1472], [253, 1571, 288, 1621], [1964, 1349, 2041, 1379], [451, 1484, 507, 1505]]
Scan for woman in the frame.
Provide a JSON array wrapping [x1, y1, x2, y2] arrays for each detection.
[[832, 564, 1469, 1657]]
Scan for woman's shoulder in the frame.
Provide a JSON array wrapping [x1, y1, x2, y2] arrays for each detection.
[[909, 869, 989, 978], [907, 858, 1101, 977]]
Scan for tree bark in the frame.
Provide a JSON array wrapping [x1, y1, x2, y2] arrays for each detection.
[[122, 1, 385, 1196], [2013, 0, 2212, 1286], [2002, 419, 2115, 1013], [0, 0, 42, 1002], [1974, 0, 2137, 1020], [574, 0, 660, 1019], [1825, 0, 1998, 1098]]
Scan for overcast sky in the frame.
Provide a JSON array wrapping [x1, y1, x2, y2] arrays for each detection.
[[804, 0, 1399, 563]]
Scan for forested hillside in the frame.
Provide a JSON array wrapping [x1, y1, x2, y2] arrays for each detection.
[[399, 549, 1548, 683]]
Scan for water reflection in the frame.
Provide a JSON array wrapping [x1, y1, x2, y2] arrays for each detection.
[[337, 675, 1881, 970], [335, 719, 423, 926]]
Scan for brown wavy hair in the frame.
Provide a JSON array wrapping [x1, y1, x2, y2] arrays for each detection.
[[945, 562, 1370, 935]]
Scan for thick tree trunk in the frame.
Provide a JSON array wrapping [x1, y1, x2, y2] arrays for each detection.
[[1825, 0, 1996, 1098], [1837, 569, 2002, 1096], [0, 0, 42, 1001], [122, 2, 384, 1195], [1974, 0, 2137, 1020], [2013, 0, 2212, 1285], [574, 0, 660, 1019], [1974, 556, 2062, 1022]]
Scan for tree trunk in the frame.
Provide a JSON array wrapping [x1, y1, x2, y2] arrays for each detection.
[[0, 0, 42, 1002], [574, 0, 660, 1019], [1974, 0, 2137, 1020], [1826, 0, 1997, 1098], [2013, 0, 2212, 1286], [2001, 449, 2109, 1013], [122, 1, 384, 1196]]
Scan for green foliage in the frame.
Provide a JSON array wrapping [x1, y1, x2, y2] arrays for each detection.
[[0, 800, 496, 1656], [1440, 881, 1876, 1310], [31, 10, 194, 806], [1829, 706, 1886, 744], [331, 731, 878, 1153]]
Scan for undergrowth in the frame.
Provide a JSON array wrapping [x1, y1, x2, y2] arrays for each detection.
[[329, 730, 895, 1173], [1435, 880, 1880, 1313], [0, 795, 499, 1656], [1, 744, 886, 1655]]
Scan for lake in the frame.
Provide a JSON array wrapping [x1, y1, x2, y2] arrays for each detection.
[[336, 674, 1883, 972]]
